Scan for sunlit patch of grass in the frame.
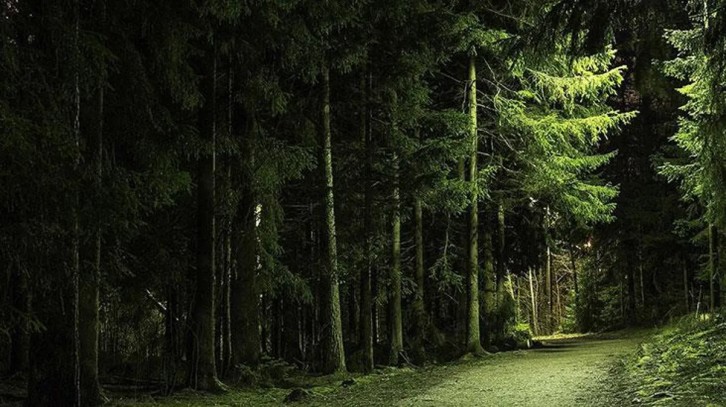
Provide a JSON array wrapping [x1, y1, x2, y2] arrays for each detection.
[[534, 332, 590, 341]]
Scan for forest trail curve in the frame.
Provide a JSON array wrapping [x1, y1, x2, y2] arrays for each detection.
[[307, 333, 644, 407]]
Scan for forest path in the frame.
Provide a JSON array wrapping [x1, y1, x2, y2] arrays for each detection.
[[306, 332, 645, 407], [108, 332, 647, 406]]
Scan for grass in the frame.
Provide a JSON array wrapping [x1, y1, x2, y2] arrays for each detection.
[[620, 313, 726, 406]]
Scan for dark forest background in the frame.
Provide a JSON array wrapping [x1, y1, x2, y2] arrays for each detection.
[[2, 0, 726, 405]]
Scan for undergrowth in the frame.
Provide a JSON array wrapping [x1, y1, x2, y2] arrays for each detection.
[[624, 313, 726, 406]]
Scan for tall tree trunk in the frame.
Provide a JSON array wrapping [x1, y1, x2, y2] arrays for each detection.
[[319, 65, 346, 374], [389, 153, 403, 365], [720, 230, 726, 309], [528, 268, 538, 336], [638, 251, 645, 309], [188, 45, 223, 392], [79, 68, 104, 407], [29, 4, 82, 404], [570, 245, 578, 302], [708, 224, 721, 309], [465, 54, 483, 354], [481, 226, 495, 346], [9, 263, 30, 375], [359, 71, 374, 373], [79, 3, 105, 398], [683, 259, 689, 312], [545, 245, 552, 334], [495, 203, 506, 305], [626, 246, 637, 325], [412, 196, 427, 361], [231, 111, 260, 367], [164, 285, 181, 394]]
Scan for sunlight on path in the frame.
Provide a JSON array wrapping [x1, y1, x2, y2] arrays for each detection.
[[395, 337, 639, 407]]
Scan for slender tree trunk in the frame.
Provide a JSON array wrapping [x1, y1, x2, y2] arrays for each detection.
[[720, 231, 726, 309], [708, 224, 721, 309], [79, 5, 105, 398], [348, 269, 359, 345], [412, 196, 427, 361], [465, 54, 483, 354], [9, 262, 30, 375], [570, 245, 578, 302], [683, 259, 689, 312], [29, 4, 82, 404], [528, 268, 538, 336], [231, 111, 260, 368], [626, 249, 636, 324], [319, 65, 346, 374], [359, 71, 374, 373], [507, 273, 518, 324], [482, 226, 495, 346], [188, 45, 223, 392], [78, 76, 104, 407], [639, 256, 645, 308], [164, 285, 181, 394], [495, 203, 506, 305], [554, 273, 562, 331], [545, 245, 552, 334], [389, 152, 403, 365]]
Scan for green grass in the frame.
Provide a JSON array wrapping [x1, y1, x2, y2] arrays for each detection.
[[621, 313, 726, 406]]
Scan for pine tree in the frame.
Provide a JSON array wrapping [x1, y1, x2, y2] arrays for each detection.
[[661, 0, 726, 309]]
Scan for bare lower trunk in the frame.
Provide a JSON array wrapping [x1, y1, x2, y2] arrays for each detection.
[[412, 196, 427, 361], [465, 54, 482, 354], [188, 45, 222, 392], [320, 65, 346, 374], [359, 71, 374, 372], [528, 269, 538, 336], [389, 153, 403, 365], [231, 111, 260, 368]]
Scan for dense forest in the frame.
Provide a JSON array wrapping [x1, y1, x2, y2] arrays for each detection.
[[1, 0, 726, 405]]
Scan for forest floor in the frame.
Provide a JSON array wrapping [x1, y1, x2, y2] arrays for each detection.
[[109, 331, 649, 407]]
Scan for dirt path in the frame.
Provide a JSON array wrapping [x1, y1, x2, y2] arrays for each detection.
[[106, 333, 646, 407], [306, 334, 644, 406]]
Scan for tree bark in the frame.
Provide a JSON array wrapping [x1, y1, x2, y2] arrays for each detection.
[[545, 244, 552, 334], [481, 226, 495, 346], [465, 54, 483, 354], [319, 65, 346, 374], [495, 203, 506, 306], [29, 3, 81, 404], [79, 64, 104, 407], [570, 245, 578, 302], [359, 71, 374, 373], [709, 224, 721, 310], [389, 152, 403, 365], [528, 268, 538, 336], [412, 196, 427, 361], [231, 110, 260, 368], [683, 259, 689, 312], [188, 45, 223, 392], [79, 4, 105, 397], [9, 263, 30, 375], [626, 247, 637, 325]]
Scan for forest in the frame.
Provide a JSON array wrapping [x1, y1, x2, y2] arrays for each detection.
[[1, 0, 726, 406]]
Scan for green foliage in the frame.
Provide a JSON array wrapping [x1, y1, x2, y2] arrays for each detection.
[[661, 5, 726, 229], [625, 314, 726, 405], [497, 48, 633, 226]]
